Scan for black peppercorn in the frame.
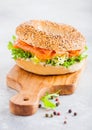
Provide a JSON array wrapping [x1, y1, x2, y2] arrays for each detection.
[[74, 112, 77, 116], [56, 102, 60, 107], [38, 104, 42, 108], [50, 114, 53, 118], [64, 121, 67, 124], [57, 112, 61, 116], [50, 96, 54, 99], [53, 111, 57, 115], [45, 113, 49, 117], [68, 109, 72, 113]]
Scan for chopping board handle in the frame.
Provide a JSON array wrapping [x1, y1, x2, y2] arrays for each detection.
[[10, 88, 49, 116]]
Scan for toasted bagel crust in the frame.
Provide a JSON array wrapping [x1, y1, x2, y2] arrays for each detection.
[[15, 59, 85, 75], [16, 20, 86, 52]]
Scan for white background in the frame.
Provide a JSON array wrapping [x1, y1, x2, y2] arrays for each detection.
[[0, 0, 92, 130]]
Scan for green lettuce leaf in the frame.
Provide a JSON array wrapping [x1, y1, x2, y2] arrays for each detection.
[[62, 54, 87, 68], [8, 41, 33, 60]]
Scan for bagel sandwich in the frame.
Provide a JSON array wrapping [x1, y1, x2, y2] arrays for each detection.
[[8, 20, 87, 75]]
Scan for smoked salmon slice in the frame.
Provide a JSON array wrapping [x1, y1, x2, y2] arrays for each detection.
[[14, 40, 81, 60], [14, 40, 56, 60]]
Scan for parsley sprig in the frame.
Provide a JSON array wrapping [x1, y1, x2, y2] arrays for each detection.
[[41, 91, 61, 109]]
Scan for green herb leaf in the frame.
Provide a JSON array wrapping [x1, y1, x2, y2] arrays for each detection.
[[41, 98, 56, 109], [8, 35, 16, 50], [8, 41, 13, 50], [41, 92, 59, 109], [85, 45, 88, 51], [12, 35, 16, 41]]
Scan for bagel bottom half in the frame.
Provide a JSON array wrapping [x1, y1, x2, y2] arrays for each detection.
[[15, 59, 86, 75]]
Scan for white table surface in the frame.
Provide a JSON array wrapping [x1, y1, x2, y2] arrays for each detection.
[[0, 0, 92, 130]]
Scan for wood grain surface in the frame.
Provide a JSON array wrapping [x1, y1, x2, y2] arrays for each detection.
[[6, 65, 84, 116]]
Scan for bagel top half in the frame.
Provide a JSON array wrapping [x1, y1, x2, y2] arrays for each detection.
[[16, 20, 86, 53]]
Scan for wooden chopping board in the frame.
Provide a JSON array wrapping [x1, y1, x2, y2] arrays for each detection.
[[6, 65, 84, 116]]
